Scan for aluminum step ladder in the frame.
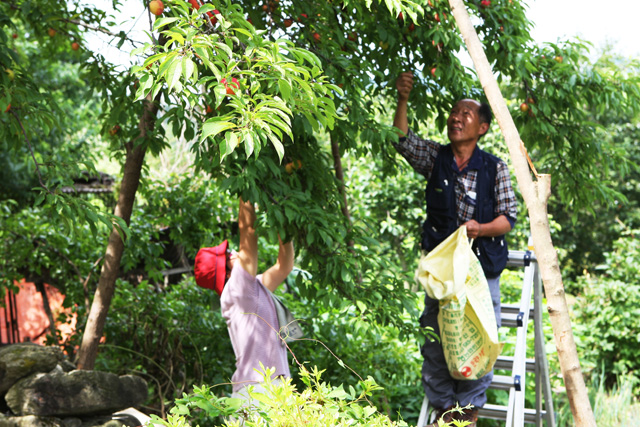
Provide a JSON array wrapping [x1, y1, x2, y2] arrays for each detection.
[[416, 247, 556, 426]]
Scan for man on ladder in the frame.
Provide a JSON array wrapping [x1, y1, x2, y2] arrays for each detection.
[[392, 72, 518, 426]]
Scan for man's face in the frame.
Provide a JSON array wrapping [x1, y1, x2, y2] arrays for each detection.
[[446, 99, 488, 146]]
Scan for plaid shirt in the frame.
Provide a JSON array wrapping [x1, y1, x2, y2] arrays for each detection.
[[394, 129, 518, 227]]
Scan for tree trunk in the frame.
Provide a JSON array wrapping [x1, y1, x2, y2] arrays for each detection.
[[330, 133, 352, 224], [330, 133, 362, 284], [34, 280, 57, 345], [76, 92, 160, 370], [447, 1, 596, 425]]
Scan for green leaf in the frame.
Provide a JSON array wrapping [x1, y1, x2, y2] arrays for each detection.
[[341, 265, 352, 282], [267, 133, 285, 162], [153, 17, 180, 30], [183, 57, 196, 83], [223, 398, 244, 412], [363, 406, 377, 418], [243, 130, 256, 157], [166, 58, 183, 92], [233, 27, 252, 38], [143, 52, 165, 68], [213, 85, 226, 107], [327, 386, 348, 399], [214, 42, 233, 58], [225, 131, 239, 154], [200, 120, 235, 142], [157, 51, 179, 78], [278, 78, 292, 100], [135, 74, 154, 101], [165, 29, 186, 45]]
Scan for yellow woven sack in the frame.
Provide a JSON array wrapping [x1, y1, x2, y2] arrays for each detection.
[[415, 226, 503, 380]]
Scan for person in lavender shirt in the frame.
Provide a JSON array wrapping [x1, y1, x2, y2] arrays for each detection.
[[194, 198, 294, 406]]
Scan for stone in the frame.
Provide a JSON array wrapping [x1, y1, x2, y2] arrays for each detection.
[[5, 371, 147, 418], [0, 414, 141, 427], [78, 413, 141, 427], [0, 344, 65, 394], [0, 414, 65, 427], [62, 419, 82, 427]]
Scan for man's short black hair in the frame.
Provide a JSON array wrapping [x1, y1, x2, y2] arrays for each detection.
[[478, 102, 492, 126], [478, 102, 492, 139]]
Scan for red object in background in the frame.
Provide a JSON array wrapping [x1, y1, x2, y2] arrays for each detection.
[[0, 280, 77, 346]]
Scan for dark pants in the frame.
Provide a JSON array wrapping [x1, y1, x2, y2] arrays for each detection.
[[420, 276, 501, 409]]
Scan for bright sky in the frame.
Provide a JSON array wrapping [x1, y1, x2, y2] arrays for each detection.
[[87, 0, 640, 68], [526, 0, 640, 59]]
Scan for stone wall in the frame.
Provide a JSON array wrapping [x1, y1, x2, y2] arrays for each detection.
[[0, 343, 149, 427]]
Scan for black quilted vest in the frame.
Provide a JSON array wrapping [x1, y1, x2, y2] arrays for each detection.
[[421, 144, 508, 278]]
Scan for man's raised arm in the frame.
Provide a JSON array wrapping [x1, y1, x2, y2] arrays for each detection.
[[394, 72, 414, 137]]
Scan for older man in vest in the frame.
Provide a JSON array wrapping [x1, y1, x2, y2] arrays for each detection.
[[393, 72, 518, 427]]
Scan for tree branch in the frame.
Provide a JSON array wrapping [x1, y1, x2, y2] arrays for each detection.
[[10, 109, 53, 195]]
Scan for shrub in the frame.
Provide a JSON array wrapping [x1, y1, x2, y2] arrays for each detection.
[[555, 371, 640, 426], [571, 232, 640, 393], [150, 365, 413, 427], [96, 279, 235, 416]]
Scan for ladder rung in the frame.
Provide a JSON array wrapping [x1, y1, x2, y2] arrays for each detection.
[[501, 303, 534, 316], [478, 403, 546, 423], [500, 312, 522, 328], [494, 355, 536, 372], [506, 250, 537, 267], [500, 304, 534, 328], [489, 374, 519, 391]]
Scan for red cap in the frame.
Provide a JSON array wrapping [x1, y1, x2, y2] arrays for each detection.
[[194, 240, 228, 296]]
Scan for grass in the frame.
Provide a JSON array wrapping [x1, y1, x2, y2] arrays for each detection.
[[555, 372, 640, 426]]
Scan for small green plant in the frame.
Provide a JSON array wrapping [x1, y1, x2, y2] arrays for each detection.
[[150, 365, 413, 427], [149, 365, 475, 427]]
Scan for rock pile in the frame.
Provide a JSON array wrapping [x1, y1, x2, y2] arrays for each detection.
[[0, 343, 149, 427]]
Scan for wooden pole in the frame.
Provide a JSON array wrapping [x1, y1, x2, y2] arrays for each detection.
[[447, 0, 596, 425]]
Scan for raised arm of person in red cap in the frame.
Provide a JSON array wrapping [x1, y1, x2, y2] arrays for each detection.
[[262, 235, 294, 292], [235, 198, 294, 292], [235, 197, 259, 277]]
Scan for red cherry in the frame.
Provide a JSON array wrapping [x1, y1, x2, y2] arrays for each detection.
[[221, 77, 239, 95]]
